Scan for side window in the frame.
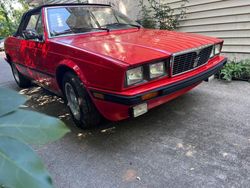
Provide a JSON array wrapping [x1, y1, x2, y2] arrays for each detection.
[[36, 15, 44, 36], [26, 14, 40, 30], [23, 13, 44, 40]]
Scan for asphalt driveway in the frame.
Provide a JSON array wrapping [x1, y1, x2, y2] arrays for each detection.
[[0, 52, 250, 188]]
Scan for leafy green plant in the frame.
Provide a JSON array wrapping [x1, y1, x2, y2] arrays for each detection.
[[0, 0, 29, 37], [0, 87, 70, 188], [220, 59, 250, 82], [138, 0, 156, 29], [138, 0, 188, 30]]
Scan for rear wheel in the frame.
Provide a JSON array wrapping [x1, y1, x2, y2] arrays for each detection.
[[11, 63, 31, 88], [62, 72, 102, 129]]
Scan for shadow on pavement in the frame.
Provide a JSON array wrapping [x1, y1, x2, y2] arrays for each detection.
[[18, 84, 191, 145]]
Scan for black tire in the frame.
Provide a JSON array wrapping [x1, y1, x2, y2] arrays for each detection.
[[62, 72, 102, 129], [11, 63, 31, 88]]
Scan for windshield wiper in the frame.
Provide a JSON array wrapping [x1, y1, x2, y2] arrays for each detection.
[[104, 23, 141, 29], [87, 27, 110, 32], [52, 27, 110, 37], [52, 29, 74, 36], [124, 24, 141, 29], [70, 27, 110, 33]]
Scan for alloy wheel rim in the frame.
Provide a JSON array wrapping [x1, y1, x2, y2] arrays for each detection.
[[65, 83, 81, 121]]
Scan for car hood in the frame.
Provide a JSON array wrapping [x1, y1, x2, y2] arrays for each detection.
[[55, 29, 221, 66]]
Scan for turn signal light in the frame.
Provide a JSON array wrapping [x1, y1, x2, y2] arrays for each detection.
[[93, 92, 105, 100], [141, 91, 159, 101]]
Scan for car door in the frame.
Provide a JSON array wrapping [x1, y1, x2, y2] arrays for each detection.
[[19, 12, 52, 86], [18, 13, 40, 77]]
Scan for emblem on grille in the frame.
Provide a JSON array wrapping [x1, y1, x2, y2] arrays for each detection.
[[193, 52, 200, 68], [172, 45, 213, 76]]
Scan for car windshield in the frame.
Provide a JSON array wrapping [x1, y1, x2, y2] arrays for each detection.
[[47, 6, 141, 37]]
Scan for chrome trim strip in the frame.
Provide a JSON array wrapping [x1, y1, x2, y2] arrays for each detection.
[[44, 7, 51, 38], [173, 44, 213, 56], [171, 44, 214, 77]]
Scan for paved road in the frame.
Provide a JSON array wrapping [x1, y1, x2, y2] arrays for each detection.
[[0, 53, 16, 88], [1, 52, 250, 188]]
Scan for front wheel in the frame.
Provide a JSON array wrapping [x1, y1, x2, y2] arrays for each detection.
[[11, 63, 31, 88], [62, 72, 102, 129]]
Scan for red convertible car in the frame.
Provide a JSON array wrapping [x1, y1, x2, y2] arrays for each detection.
[[4, 4, 227, 128]]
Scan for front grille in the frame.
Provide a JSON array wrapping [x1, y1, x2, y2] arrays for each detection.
[[172, 45, 213, 76]]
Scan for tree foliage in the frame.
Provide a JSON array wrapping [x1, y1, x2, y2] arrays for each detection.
[[0, 0, 29, 37], [138, 0, 188, 30]]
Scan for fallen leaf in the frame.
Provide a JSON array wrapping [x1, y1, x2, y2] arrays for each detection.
[[101, 127, 116, 134], [177, 143, 184, 149], [123, 169, 137, 182], [186, 150, 193, 157], [78, 133, 83, 137], [222, 153, 228, 157]]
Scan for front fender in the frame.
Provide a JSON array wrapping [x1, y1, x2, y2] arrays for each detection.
[[57, 59, 88, 85]]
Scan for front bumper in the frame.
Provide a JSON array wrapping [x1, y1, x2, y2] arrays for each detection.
[[91, 57, 227, 121]]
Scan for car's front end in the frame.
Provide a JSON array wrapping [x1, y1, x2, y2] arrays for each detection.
[[89, 44, 226, 121], [77, 33, 227, 121], [45, 4, 227, 122]]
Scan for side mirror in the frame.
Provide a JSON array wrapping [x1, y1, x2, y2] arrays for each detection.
[[22, 29, 43, 41]]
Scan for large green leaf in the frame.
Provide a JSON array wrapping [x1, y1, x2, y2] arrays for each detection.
[[0, 88, 26, 117], [0, 136, 54, 188], [0, 109, 70, 145]]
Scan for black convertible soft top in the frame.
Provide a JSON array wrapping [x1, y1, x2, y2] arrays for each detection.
[[26, 3, 111, 15], [15, 3, 111, 36]]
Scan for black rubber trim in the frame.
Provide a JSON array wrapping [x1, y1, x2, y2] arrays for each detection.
[[24, 3, 110, 17], [92, 58, 227, 105]]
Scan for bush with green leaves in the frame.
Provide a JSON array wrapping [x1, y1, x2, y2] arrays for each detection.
[[220, 59, 250, 82], [138, 0, 188, 30], [0, 88, 70, 188]]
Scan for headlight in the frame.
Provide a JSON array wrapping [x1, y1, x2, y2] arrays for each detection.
[[149, 62, 165, 79], [126, 66, 143, 86], [214, 44, 222, 55], [210, 43, 222, 58], [210, 45, 215, 58]]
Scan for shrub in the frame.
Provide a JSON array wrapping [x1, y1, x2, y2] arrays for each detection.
[[138, 0, 188, 30], [220, 59, 250, 82]]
